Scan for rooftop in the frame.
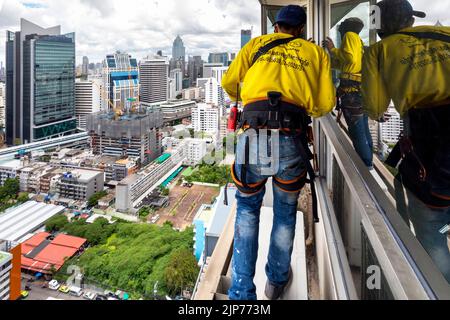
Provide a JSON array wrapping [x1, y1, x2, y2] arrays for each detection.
[[0, 201, 65, 242], [0, 251, 12, 265]]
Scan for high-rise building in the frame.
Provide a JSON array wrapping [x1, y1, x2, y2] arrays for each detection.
[[171, 35, 186, 73], [241, 29, 252, 48], [208, 53, 229, 66], [192, 103, 221, 134], [188, 56, 203, 87], [0, 62, 5, 82], [75, 79, 101, 130], [172, 35, 186, 62], [6, 19, 77, 145], [170, 68, 183, 96], [381, 106, 404, 144], [202, 63, 224, 79], [0, 82, 5, 129], [139, 56, 169, 105], [101, 52, 139, 112], [82, 56, 89, 78]]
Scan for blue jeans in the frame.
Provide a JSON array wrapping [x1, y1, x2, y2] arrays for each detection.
[[397, 183, 450, 283], [229, 131, 307, 300], [341, 91, 374, 168]]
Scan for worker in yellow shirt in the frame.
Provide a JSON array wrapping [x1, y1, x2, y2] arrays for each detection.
[[323, 18, 374, 169], [362, 0, 450, 283], [222, 5, 335, 300]]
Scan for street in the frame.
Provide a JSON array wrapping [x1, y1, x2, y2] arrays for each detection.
[[23, 280, 85, 301]]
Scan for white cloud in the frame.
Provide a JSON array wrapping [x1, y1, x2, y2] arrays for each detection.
[[0, 0, 261, 64]]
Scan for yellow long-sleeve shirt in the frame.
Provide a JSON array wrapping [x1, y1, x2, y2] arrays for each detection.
[[222, 33, 335, 118], [331, 32, 364, 76], [362, 26, 450, 120]]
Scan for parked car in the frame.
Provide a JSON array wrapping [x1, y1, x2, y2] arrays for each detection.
[[21, 291, 29, 299], [48, 280, 60, 291], [69, 286, 83, 297], [95, 295, 107, 301], [59, 285, 70, 294], [83, 292, 97, 300]]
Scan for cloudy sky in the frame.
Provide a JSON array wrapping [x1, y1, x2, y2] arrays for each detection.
[[0, 0, 261, 65], [0, 0, 448, 66]]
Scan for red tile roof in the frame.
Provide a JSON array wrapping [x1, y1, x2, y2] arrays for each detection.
[[21, 232, 87, 274]]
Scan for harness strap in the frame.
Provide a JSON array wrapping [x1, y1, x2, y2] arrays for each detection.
[[252, 36, 300, 66]]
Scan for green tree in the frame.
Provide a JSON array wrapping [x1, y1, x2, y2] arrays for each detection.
[[45, 215, 69, 232], [17, 192, 29, 203], [164, 248, 199, 296], [88, 191, 108, 208], [0, 178, 20, 199]]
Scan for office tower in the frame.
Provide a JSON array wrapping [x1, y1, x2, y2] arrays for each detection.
[[192, 103, 221, 134], [188, 56, 203, 87], [101, 52, 139, 113], [0, 62, 5, 82], [0, 83, 4, 129], [171, 35, 186, 73], [75, 79, 101, 130], [6, 19, 76, 146], [202, 63, 224, 78], [170, 68, 183, 96], [381, 106, 404, 144], [139, 56, 169, 105], [205, 78, 227, 107], [208, 53, 229, 66], [82, 56, 89, 78], [241, 29, 252, 48]]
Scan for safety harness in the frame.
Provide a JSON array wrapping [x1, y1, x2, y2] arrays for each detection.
[[228, 35, 320, 222], [385, 31, 450, 209]]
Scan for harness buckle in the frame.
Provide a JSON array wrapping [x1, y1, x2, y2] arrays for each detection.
[[268, 91, 282, 108]]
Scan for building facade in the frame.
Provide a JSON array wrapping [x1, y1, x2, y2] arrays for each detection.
[[0, 251, 12, 301], [381, 106, 404, 144], [208, 53, 229, 66], [101, 52, 139, 112], [57, 169, 104, 201], [139, 56, 169, 105], [87, 108, 164, 165], [192, 103, 221, 134], [241, 29, 252, 48], [0, 82, 5, 129], [75, 79, 101, 130], [6, 19, 77, 145]]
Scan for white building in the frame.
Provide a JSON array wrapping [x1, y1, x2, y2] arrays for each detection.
[[139, 56, 169, 104], [192, 103, 221, 134], [75, 79, 101, 130], [203, 63, 224, 78], [184, 139, 208, 167], [170, 68, 183, 96], [381, 106, 404, 144], [0, 82, 5, 129], [0, 160, 23, 186], [0, 251, 12, 301]]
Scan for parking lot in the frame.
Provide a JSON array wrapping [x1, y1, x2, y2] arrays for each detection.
[[22, 280, 84, 301]]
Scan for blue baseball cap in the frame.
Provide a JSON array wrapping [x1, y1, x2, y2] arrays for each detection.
[[274, 5, 307, 27]]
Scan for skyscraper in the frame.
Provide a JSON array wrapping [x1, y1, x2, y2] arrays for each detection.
[[171, 35, 186, 73], [172, 35, 186, 62], [75, 79, 101, 130], [170, 68, 183, 97], [139, 56, 169, 105], [0, 82, 5, 129], [82, 56, 89, 78], [101, 52, 139, 112], [241, 29, 252, 48], [188, 56, 203, 87], [208, 53, 229, 66], [6, 19, 76, 145], [0, 62, 5, 82]]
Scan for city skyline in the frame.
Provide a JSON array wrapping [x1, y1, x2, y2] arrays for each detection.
[[0, 0, 261, 65]]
